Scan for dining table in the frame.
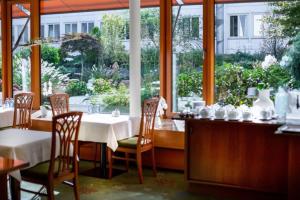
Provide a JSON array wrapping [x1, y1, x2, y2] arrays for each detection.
[[31, 111, 136, 178], [0, 157, 29, 200], [0, 128, 54, 200], [0, 107, 14, 128]]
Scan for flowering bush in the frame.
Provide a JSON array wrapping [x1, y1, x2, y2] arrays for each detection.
[[261, 55, 277, 69], [93, 78, 112, 94]]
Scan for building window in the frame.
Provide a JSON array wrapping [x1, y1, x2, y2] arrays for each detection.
[[41, 25, 45, 38], [81, 22, 94, 33], [48, 24, 60, 39], [191, 17, 200, 38], [230, 15, 247, 37], [65, 23, 77, 34], [177, 16, 200, 39], [230, 16, 238, 37]]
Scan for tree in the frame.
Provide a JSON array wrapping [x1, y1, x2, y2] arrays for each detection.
[[271, 1, 300, 38], [60, 33, 103, 82]]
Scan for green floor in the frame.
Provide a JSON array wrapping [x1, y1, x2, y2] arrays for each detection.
[[21, 161, 215, 200]]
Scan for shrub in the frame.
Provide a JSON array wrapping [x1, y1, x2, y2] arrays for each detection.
[[284, 33, 300, 82], [103, 83, 129, 107], [66, 80, 88, 96], [177, 69, 202, 97], [215, 62, 296, 106], [93, 78, 112, 94]]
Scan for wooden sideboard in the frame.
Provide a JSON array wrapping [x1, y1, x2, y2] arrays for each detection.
[[185, 119, 300, 200]]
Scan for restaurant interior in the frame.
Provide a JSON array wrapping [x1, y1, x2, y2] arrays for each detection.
[[0, 0, 300, 199]]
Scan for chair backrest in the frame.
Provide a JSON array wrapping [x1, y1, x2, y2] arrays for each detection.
[[49, 93, 69, 116], [49, 111, 82, 179], [137, 98, 159, 148], [13, 92, 34, 129]]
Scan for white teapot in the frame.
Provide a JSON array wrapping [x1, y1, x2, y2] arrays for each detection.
[[199, 107, 210, 118], [227, 108, 239, 120], [215, 107, 226, 119]]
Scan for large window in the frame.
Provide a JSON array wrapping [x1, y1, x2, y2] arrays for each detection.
[[172, 2, 203, 112], [40, 1, 130, 113], [215, 2, 298, 106], [12, 3, 31, 94]]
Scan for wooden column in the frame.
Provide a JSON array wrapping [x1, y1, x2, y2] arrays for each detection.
[[1, 0, 9, 101], [30, 0, 41, 109], [160, 0, 172, 116], [203, 0, 215, 105]]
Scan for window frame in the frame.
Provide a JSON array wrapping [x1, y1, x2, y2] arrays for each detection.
[[1, 0, 271, 112]]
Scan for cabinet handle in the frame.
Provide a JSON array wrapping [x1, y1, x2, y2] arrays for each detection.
[[189, 128, 193, 135]]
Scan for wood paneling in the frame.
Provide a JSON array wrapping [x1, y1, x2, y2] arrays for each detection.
[[186, 119, 300, 199]]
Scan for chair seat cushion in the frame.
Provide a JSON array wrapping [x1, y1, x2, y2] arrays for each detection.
[[21, 159, 64, 179], [118, 136, 138, 148]]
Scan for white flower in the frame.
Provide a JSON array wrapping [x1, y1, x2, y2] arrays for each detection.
[[280, 55, 291, 68], [87, 78, 95, 91], [261, 55, 277, 69]]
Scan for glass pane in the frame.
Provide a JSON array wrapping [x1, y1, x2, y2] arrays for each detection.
[[72, 23, 77, 33], [65, 24, 71, 34], [172, 2, 203, 112], [0, 3, 2, 102], [40, 1, 130, 113], [215, 2, 299, 106], [141, 6, 160, 102], [81, 23, 87, 33], [12, 3, 31, 94]]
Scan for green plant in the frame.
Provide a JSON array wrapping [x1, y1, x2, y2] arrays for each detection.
[[177, 69, 202, 97], [215, 62, 296, 106], [65, 80, 88, 96], [41, 60, 69, 92], [284, 33, 300, 82], [103, 83, 129, 107], [93, 78, 112, 94]]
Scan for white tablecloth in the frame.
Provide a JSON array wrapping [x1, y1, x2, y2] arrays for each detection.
[[32, 112, 134, 151], [0, 128, 52, 181], [0, 108, 14, 128]]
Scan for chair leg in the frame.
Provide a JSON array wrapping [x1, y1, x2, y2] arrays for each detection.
[[94, 143, 98, 168], [136, 153, 144, 184], [46, 184, 55, 200], [125, 152, 129, 172], [151, 148, 157, 177], [73, 176, 80, 200], [107, 148, 113, 179]]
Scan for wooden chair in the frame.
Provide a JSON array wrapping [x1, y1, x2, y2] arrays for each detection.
[[49, 93, 70, 116], [13, 92, 34, 129], [21, 111, 83, 200], [108, 98, 159, 184], [49, 93, 99, 167]]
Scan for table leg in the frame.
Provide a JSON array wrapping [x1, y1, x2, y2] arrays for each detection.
[[0, 174, 8, 200], [10, 176, 20, 200], [100, 143, 107, 178]]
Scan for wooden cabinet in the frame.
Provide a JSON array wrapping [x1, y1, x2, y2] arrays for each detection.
[[186, 119, 300, 199]]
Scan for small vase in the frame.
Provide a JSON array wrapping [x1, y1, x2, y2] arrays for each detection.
[[253, 89, 274, 119]]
